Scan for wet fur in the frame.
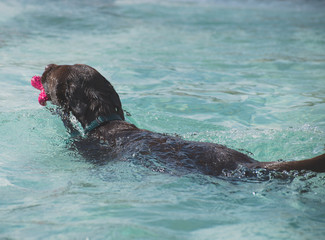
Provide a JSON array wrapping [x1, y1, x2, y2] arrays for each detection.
[[41, 64, 325, 176]]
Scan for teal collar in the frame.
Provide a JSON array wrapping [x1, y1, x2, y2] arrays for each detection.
[[84, 113, 122, 134]]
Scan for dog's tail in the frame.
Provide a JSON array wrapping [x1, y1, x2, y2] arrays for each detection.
[[254, 153, 325, 173]]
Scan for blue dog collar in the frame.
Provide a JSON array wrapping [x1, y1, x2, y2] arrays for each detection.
[[84, 114, 122, 134]]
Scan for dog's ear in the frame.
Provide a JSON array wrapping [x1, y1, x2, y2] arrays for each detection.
[[83, 78, 125, 121], [64, 78, 89, 127], [110, 91, 125, 121], [64, 70, 125, 127]]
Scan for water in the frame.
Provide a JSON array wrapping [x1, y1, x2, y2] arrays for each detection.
[[1, 0, 325, 239]]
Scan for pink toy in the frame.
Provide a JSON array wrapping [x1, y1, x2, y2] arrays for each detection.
[[31, 75, 49, 106]]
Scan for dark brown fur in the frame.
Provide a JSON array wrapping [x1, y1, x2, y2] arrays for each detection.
[[40, 64, 325, 176]]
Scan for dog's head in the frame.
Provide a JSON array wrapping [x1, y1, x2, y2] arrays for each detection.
[[41, 64, 125, 127]]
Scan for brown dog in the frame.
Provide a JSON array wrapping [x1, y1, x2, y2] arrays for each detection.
[[37, 64, 325, 176]]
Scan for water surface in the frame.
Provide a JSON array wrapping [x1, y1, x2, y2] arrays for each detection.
[[1, 0, 325, 239]]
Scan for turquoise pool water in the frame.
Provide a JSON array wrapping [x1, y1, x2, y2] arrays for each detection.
[[1, 0, 325, 239]]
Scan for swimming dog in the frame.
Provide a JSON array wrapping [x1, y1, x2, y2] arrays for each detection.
[[36, 64, 325, 176]]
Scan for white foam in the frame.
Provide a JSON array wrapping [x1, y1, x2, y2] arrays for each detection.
[[0, 177, 13, 187]]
